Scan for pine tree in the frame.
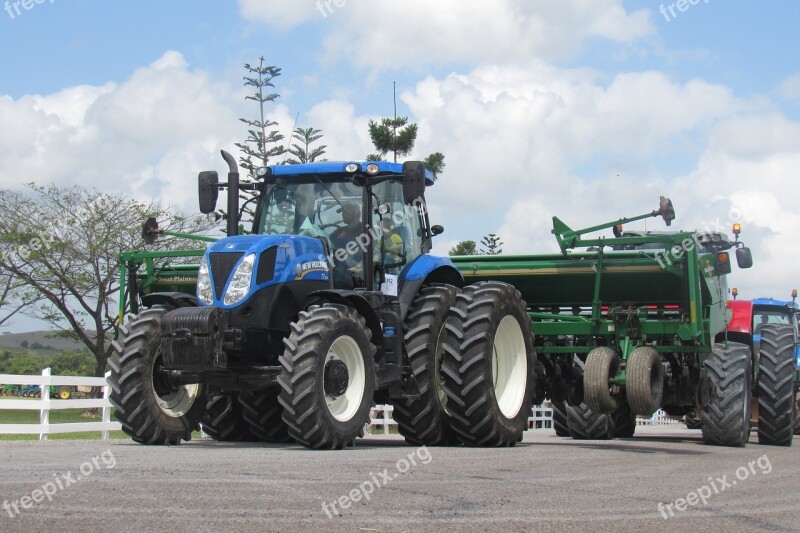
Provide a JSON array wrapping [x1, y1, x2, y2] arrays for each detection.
[[286, 127, 327, 164], [480, 233, 503, 255]]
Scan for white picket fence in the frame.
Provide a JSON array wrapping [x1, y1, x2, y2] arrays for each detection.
[[0, 368, 121, 440], [0, 370, 679, 440], [367, 403, 679, 435]]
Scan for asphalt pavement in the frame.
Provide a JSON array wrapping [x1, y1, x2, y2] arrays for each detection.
[[0, 427, 798, 532]]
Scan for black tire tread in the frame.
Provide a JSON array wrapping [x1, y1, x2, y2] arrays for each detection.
[[239, 388, 292, 443], [566, 403, 614, 440], [551, 401, 569, 437], [201, 389, 256, 442], [757, 325, 796, 446], [441, 281, 535, 447], [700, 342, 751, 447], [392, 284, 460, 446], [108, 306, 203, 445]]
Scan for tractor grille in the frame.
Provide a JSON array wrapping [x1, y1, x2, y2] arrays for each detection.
[[210, 252, 244, 300]]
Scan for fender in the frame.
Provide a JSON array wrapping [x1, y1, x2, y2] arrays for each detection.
[[310, 289, 384, 346]]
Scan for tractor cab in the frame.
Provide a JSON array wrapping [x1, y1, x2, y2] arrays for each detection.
[[253, 161, 435, 291]]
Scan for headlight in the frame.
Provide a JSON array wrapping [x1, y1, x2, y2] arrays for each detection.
[[197, 255, 213, 305], [223, 254, 255, 306]]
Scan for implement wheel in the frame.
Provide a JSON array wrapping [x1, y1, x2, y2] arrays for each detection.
[[108, 306, 205, 445], [700, 342, 751, 447], [441, 281, 535, 447], [584, 347, 619, 415], [757, 325, 796, 446], [626, 347, 664, 416], [278, 305, 376, 450], [392, 284, 460, 446]]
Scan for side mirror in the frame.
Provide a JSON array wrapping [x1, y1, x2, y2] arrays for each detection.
[[431, 225, 444, 236], [736, 247, 753, 269], [402, 161, 426, 204], [198, 171, 219, 214]]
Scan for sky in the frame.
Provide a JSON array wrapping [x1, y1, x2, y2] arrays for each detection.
[[1, 0, 799, 331]]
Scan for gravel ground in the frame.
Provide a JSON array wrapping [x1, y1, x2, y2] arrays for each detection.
[[0, 427, 797, 532]]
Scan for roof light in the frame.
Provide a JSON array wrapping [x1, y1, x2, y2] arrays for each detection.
[[732, 223, 741, 236], [345, 163, 359, 173], [732, 287, 738, 297], [366, 163, 380, 175], [256, 167, 269, 177], [793, 289, 798, 299]]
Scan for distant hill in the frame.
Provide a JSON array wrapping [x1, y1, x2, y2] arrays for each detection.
[[0, 331, 90, 352]]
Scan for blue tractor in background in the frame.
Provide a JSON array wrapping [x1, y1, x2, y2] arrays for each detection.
[[726, 290, 800, 442], [109, 152, 537, 449]]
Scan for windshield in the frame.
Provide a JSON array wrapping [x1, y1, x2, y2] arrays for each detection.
[[258, 180, 362, 243], [752, 308, 792, 333]]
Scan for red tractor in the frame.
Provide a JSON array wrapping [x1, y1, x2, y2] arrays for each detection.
[[701, 290, 800, 444]]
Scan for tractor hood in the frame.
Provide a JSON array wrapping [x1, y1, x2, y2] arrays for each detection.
[[201, 234, 330, 308]]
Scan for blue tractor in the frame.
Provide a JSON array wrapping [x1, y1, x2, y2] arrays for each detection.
[[109, 152, 537, 449]]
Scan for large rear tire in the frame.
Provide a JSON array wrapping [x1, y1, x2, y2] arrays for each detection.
[[239, 388, 292, 443], [584, 347, 619, 415], [757, 325, 796, 446], [109, 306, 204, 445], [612, 400, 637, 438], [551, 401, 570, 437], [278, 305, 376, 450], [392, 284, 460, 446], [626, 346, 664, 416], [201, 388, 256, 442], [566, 403, 614, 440], [441, 281, 535, 447], [700, 342, 751, 447]]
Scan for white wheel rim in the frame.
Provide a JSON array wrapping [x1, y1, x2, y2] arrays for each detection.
[[325, 335, 366, 422], [492, 315, 528, 419], [151, 354, 200, 418]]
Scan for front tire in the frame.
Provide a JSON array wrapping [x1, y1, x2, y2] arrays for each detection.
[[700, 342, 751, 447], [757, 325, 796, 446], [278, 305, 376, 450], [392, 284, 460, 446], [201, 388, 256, 442], [551, 401, 570, 437], [109, 306, 205, 445], [441, 282, 535, 447]]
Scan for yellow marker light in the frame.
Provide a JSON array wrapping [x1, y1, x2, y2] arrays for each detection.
[[732, 223, 741, 235], [792, 289, 798, 298], [732, 287, 738, 297], [366, 163, 380, 175]]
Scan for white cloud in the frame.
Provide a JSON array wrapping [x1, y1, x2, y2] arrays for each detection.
[[0, 51, 251, 213], [777, 73, 800, 102], [238, 0, 654, 68]]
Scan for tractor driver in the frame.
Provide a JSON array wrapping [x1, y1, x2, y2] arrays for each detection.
[[330, 202, 364, 285]]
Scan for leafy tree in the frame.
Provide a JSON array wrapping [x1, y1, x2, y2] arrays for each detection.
[[423, 152, 446, 180], [366, 113, 446, 180], [449, 240, 478, 256], [368, 117, 418, 163], [50, 350, 95, 376], [20, 340, 29, 349], [286, 127, 327, 164], [0, 184, 212, 376], [0, 271, 40, 328], [235, 58, 285, 175], [480, 233, 504, 255]]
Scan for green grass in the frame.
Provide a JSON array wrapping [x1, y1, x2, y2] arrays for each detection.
[[0, 408, 127, 441]]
